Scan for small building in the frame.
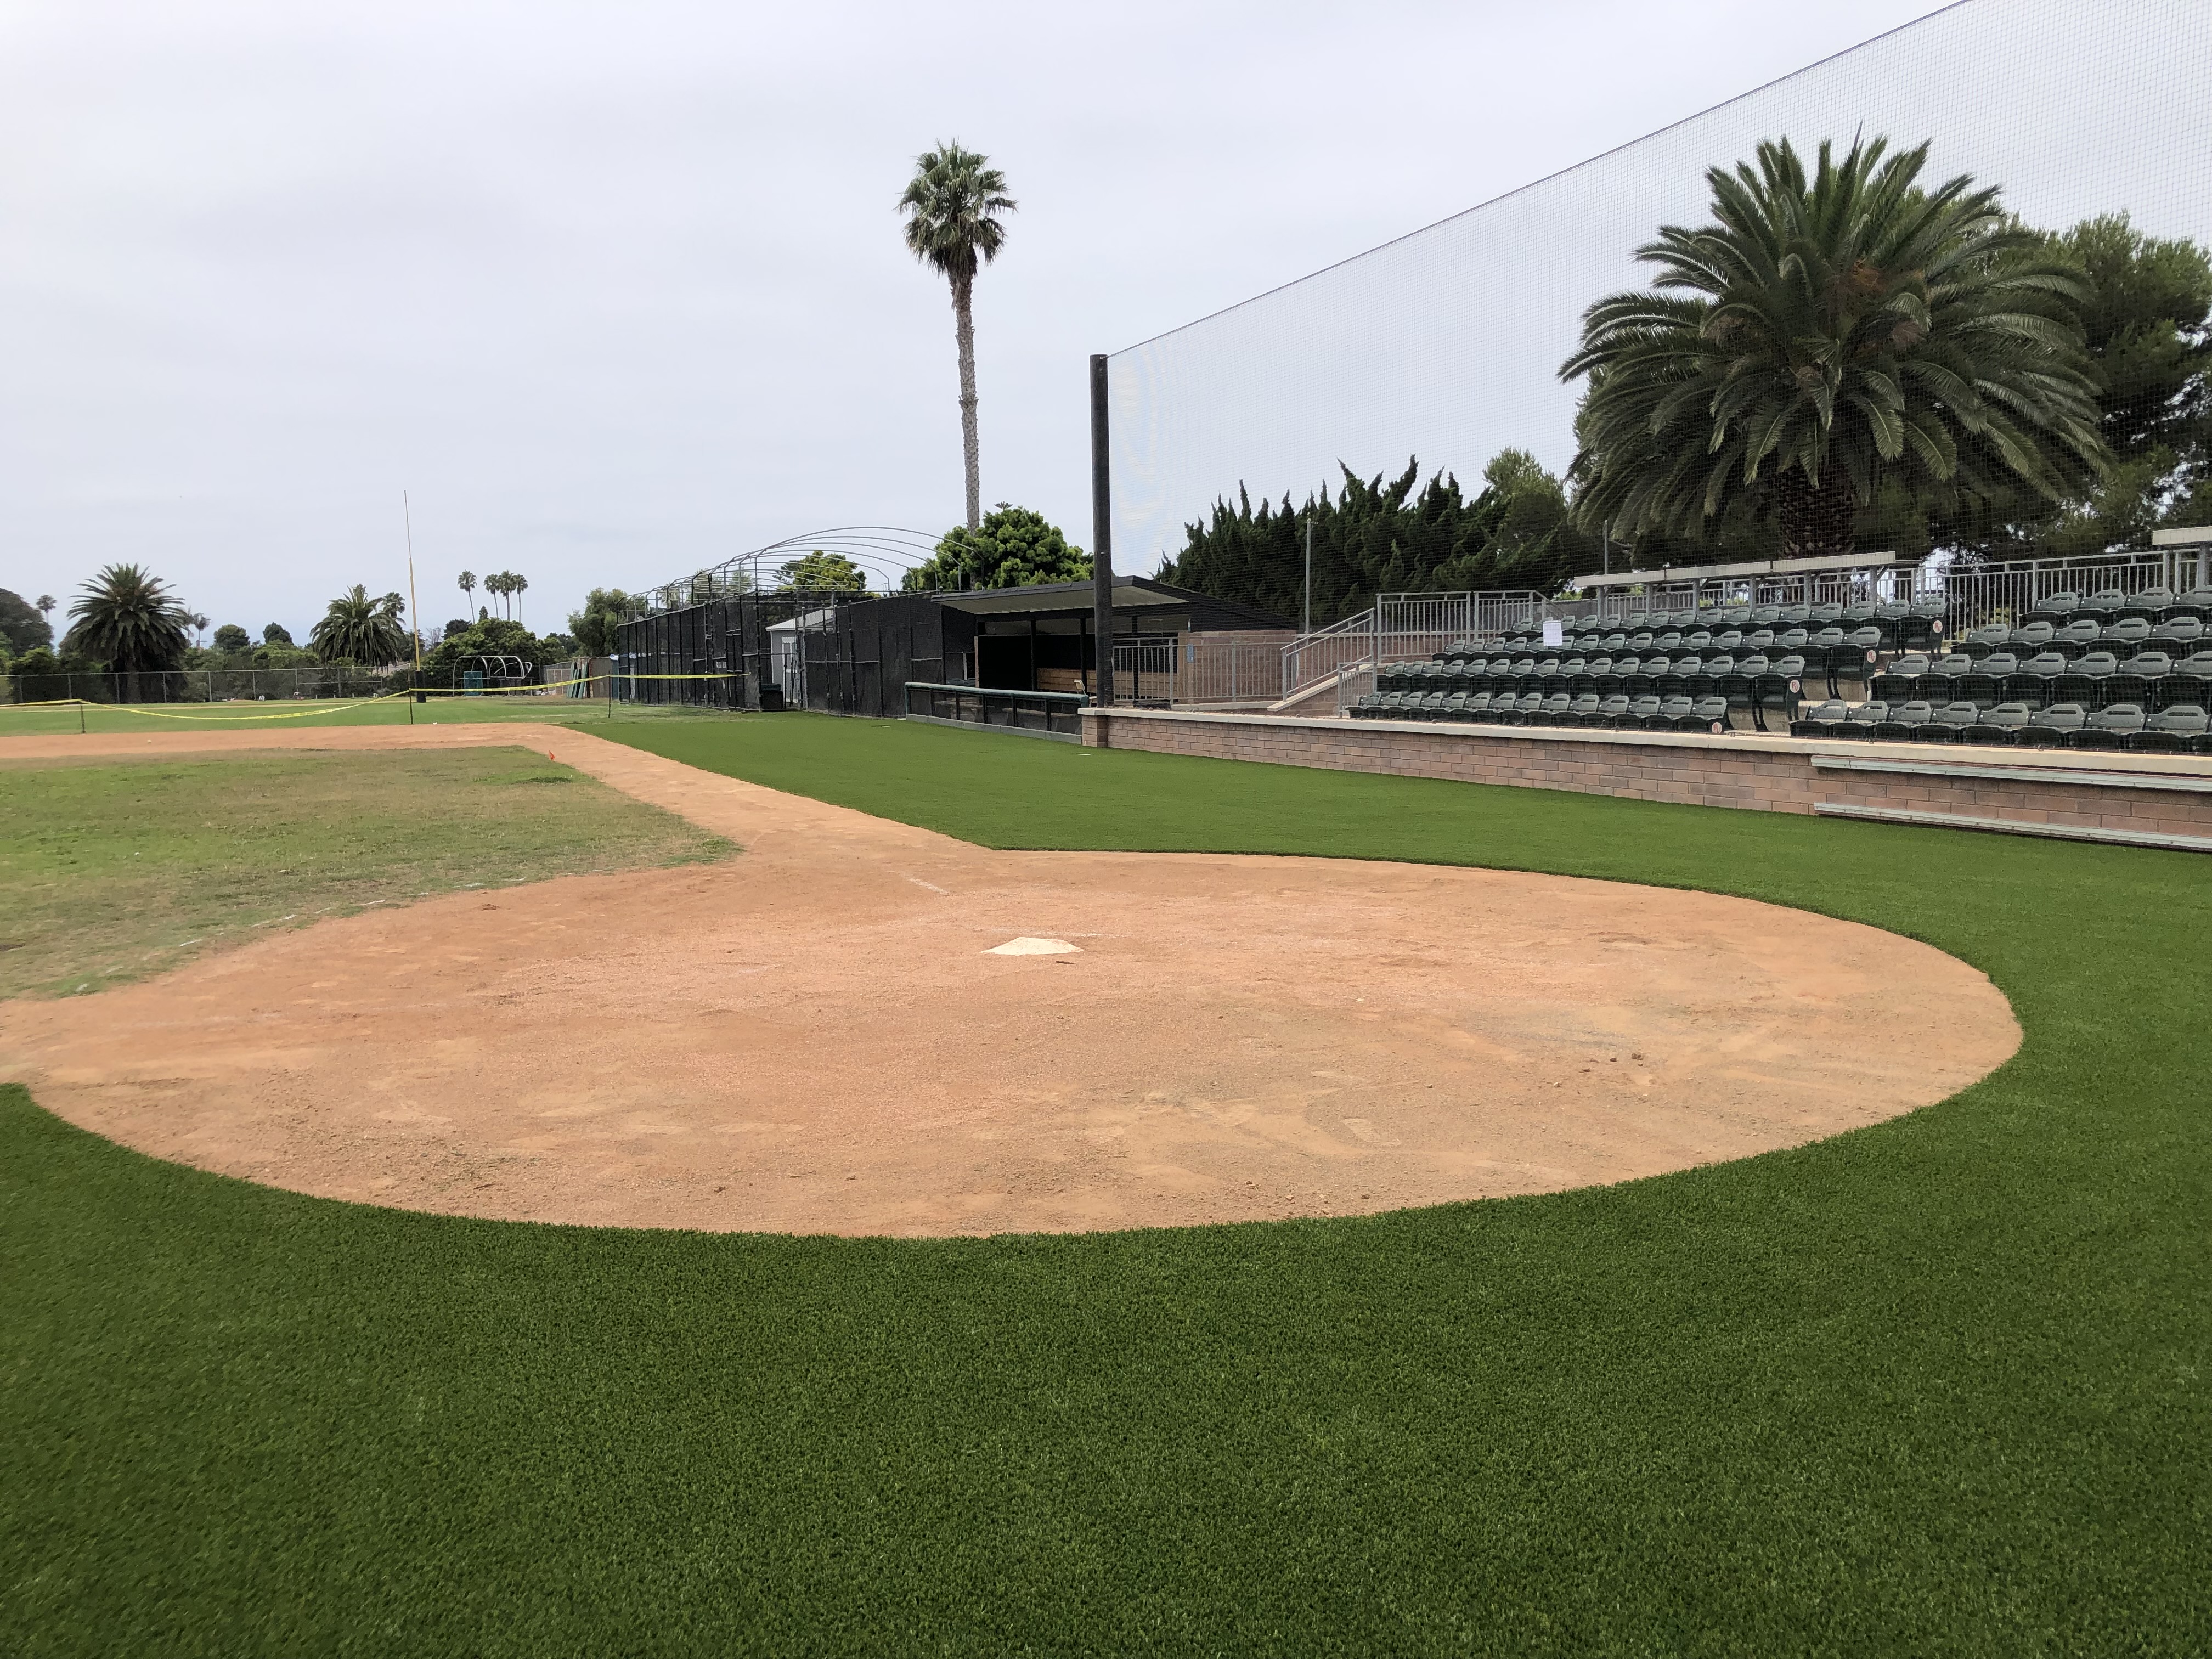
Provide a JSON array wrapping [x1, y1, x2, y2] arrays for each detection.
[[615, 577, 1296, 715]]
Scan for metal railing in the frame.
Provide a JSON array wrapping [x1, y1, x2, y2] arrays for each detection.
[[1, 666, 417, 705], [1273, 551, 2212, 707], [903, 681, 1086, 739]]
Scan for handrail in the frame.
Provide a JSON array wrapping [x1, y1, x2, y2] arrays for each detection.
[[904, 680, 1086, 704]]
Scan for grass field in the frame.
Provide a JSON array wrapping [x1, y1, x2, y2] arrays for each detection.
[[0, 747, 729, 1000], [3, 714, 2207, 1655]]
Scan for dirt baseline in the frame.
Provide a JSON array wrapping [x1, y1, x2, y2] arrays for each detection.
[[0, 724, 2021, 1235]]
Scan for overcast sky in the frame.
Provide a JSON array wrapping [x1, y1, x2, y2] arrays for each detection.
[[1, 0, 1949, 640]]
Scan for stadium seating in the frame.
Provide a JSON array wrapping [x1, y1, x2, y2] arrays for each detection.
[[1961, 702, 2033, 744], [2066, 704, 2147, 750], [1790, 700, 1850, 737], [2125, 705, 2209, 753], [1911, 701, 1985, 743], [2015, 703, 2087, 748], [1871, 701, 1933, 741]]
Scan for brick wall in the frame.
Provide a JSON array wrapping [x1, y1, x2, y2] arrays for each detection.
[[1079, 708, 2212, 853]]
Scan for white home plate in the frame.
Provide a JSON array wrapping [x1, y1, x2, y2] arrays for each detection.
[[984, 936, 1081, 956]]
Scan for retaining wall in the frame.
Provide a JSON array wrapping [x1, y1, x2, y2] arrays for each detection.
[[1079, 707, 2212, 853]]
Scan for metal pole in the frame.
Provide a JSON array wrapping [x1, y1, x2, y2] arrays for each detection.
[[1089, 353, 1114, 708], [1304, 519, 1313, 635]]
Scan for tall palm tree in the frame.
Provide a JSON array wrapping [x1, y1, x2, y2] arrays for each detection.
[[36, 594, 55, 628], [63, 563, 191, 678], [506, 572, 527, 625], [899, 143, 1017, 530], [1561, 136, 2108, 560], [458, 569, 477, 618], [309, 586, 409, 664]]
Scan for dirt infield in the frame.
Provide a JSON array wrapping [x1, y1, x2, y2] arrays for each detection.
[[0, 724, 2021, 1236]]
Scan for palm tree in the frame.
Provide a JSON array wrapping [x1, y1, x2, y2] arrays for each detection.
[[63, 564, 191, 686], [899, 143, 1017, 530], [506, 572, 527, 624], [458, 569, 477, 617], [310, 585, 409, 665], [35, 595, 54, 628], [1561, 136, 2108, 560], [486, 572, 512, 618]]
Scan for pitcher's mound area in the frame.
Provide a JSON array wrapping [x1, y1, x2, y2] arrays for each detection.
[[0, 726, 2021, 1236]]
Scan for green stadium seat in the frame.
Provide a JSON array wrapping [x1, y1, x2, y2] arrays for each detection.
[[2160, 651, 2212, 710], [1646, 695, 1696, 730], [1779, 603, 1814, 627], [1870, 655, 1928, 703], [1790, 699, 1850, 737], [1955, 652, 2016, 709], [2063, 703, 2146, 750], [2107, 652, 2168, 710], [1844, 700, 1889, 737], [1871, 700, 1932, 741], [2118, 586, 2174, 623], [2024, 590, 2081, 627], [1508, 691, 1547, 724], [2162, 588, 2212, 623], [2149, 616, 2205, 659], [2052, 651, 2119, 709], [1962, 702, 2033, 744], [2015, 702, 2087, 748], [2002, 652, 2067, 708], [1535, 691, 1575, 726], [1593, 692, 1632, 726], [1675, 695, 1732, 734], [1610, 695, 1661, 729], [1911, 701, 1984, 743], [2100, 617, 2153, 655], [2006, 620, 2057, 657], [1441, 691, 1472, 720], [1915, 652, 1974, 702], [1956, 624, 2012, 661], [2123, 704, 2208, 752], [2049, 619, 2103, 659], [1563, 692, 1601, 726], [2072, 588, 2130, 624], [1687, 654, 1728, 700], [1902, 596, 1950, 651], [1751, 655, 1807, 730]]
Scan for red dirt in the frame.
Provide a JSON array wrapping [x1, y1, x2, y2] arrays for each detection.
[[0, 724, 2021, 1236]]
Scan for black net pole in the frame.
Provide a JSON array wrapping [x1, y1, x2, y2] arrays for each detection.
[[1090, 352, 1114, 707]]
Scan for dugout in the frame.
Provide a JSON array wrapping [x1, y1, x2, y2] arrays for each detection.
[[613, 577, 1294, 714]]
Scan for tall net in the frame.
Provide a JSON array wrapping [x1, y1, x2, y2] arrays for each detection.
[[1106, 0, 2212, 584]]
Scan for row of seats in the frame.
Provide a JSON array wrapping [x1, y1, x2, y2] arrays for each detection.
[[1361, 689, 1738, 732], [1791, 700, 2210, 752], [1374, 658, 1808, 725], [1950, 616, 2207, 659], [1867, 650, 2212, 712], [1468, 586, 2212, 664]]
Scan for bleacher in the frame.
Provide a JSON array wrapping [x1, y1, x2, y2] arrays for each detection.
[[1346, 588, 2212, 754]]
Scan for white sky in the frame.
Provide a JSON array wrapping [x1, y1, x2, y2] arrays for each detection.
[[0, 0, 1949, 639]]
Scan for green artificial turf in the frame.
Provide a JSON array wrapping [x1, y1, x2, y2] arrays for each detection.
[[3, 713, 2207, 1655], [0, 748, 728, 999]]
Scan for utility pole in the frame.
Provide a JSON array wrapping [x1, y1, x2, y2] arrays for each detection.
[[1089, 353, 1114, 707], [1303, 519, 1314, 635], [404, 491, 423, 677]]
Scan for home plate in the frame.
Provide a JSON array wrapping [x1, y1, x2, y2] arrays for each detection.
[[984, 936, 1082, 956]]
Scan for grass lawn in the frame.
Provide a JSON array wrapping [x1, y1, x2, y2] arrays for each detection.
[[0, 747, 728, 1000], [3, 713, 2207, 1655]]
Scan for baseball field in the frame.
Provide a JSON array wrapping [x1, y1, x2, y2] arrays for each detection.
[[2, 710, 2205, 1654]]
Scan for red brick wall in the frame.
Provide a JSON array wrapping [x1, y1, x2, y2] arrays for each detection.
[[1079, 708, 2212, 850]]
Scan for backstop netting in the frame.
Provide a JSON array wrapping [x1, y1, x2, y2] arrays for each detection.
[[1106, 0, 2212, 584]]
